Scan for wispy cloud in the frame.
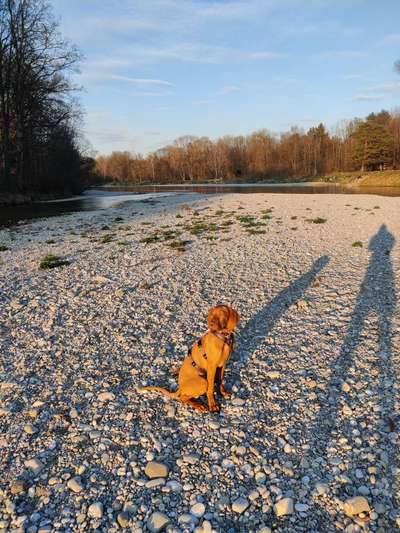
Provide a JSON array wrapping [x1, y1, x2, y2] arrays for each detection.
[[364, 82, 400, 94], [376, 33, 400, 47], [109, 76, 174, 87], [318, 50, 367, 59], [341, 74, 365, 81], [352, 94, 385, 102], [216, 85, 241, 95]]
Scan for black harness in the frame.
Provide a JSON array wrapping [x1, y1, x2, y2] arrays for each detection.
[[187, 332, 235, 369]]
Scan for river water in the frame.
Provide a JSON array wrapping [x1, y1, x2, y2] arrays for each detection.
[[1, 183, 400, 229]]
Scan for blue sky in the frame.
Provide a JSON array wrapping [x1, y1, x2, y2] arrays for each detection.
[[53, 0, 400, 155]]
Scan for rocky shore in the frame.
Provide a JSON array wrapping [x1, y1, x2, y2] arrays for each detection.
[[0, 192, 399, 532]]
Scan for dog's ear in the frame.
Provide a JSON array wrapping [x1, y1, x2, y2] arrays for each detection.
[[208, 306, 229, 332], [227, 308, 240, 330]]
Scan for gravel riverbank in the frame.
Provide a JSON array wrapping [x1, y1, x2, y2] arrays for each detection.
[[0, 192, 399, 533]]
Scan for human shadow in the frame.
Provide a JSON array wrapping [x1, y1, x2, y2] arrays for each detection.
[[306, 225, 397, 507], [231, 255, 330, 384]]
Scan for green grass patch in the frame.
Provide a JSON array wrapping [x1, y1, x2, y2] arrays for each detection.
[[307, 217, 327, 224], [246, 228, 266, 235], [167, 239, 189, 252], [46, 239, 56, 244], [99, 234, 113, 243], [176, 214, 183, 218], [352, 241, 363, 248], [39, 254, 69, 270], [0, 245, 9, 252], [139, 234, 161, 245]]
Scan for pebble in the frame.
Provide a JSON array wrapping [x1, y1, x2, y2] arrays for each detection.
[[117, 512, 130, 527], [274, 497, 294, 517], [343, 496, 371, 517], [147, 512, 170, 532], [191, 502, 206, 518], [145, 461, 169, 479], [24, 458, 44, 475], [98, 391, 115, 402], [10, 480, 26, 495], [67, 476, 84, 493], [88, 502, 103, 519], [232, 497, 249, 514]]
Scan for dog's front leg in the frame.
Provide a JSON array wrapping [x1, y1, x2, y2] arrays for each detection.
[[219, 364, 231, 398], [206, 365, 219, 412]]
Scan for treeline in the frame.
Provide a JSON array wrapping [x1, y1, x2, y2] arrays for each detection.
[[0, 0, 94, 200], [96, 110, 400, 184]]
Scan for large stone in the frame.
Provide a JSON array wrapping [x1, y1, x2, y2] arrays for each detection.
[[232, 497, 249, 514], [274, 497, 294, 517], [147, 512, 170, 532], [10, 480, 26, 495], [24, 458, 44, 475], [98, 391, 115, 402], [190, 502, 206, 518], [145, 461, 169, 479], [67, 476, 84, 493], [88, 502, 103, 519], [343, 496, 371, 517], [117, 512, 130, 528]]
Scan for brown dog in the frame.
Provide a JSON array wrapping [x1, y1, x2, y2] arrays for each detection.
[[139, 305, 240, 412]]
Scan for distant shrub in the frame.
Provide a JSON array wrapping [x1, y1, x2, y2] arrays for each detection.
[[352, 241, 363, 248], [39, 254, 69, 269], [0, 245, 9, 251]]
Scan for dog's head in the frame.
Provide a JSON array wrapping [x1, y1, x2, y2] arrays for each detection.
[[207, 305, 240, 333]]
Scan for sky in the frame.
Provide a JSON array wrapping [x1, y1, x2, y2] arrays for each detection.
[[52, 0, 400, 156]]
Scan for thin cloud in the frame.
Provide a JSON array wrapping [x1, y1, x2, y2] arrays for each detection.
[[376, 33, 400, 47], [341, 74, 365, 81], [109, 76, 174, 87], [216, 85, 241, 95], [352, 94, 386, 102], [318, 50, 367, 59]]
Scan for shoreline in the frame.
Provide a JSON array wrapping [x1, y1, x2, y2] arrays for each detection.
[[1, 192, 399, 531]]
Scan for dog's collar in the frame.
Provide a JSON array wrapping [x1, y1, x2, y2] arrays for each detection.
[[209, 330, 234, 346]]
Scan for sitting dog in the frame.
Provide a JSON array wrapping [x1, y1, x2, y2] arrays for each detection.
[[139, 305, 240, 412]]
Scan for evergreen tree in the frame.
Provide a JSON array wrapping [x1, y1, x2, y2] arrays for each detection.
[[352, 121, 394, 171]]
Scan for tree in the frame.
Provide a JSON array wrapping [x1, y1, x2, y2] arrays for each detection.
[[352, 121, 394, 171], [0, 0, 82, 195]]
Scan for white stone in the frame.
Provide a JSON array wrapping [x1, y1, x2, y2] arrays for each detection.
[[145, 461, 169, 479], [147, 512, 170, 532], [67, 476, 84, 493], [343, 496, 370, 517], [24, 458, 44, 475], [98, 391, 115, 402], [274, 497, 294, 517], [232, 497, 249, 514], [88, 502, 103, 519], [191, 503, 206, 518]]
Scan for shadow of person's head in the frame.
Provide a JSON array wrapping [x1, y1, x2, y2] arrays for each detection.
[[369, 224, 395, 254]]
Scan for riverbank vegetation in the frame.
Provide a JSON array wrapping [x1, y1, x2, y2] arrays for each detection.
[[96, 110, 400, 186], [0, 0, 95, 204]]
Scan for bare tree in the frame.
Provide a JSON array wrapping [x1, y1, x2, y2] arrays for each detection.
[[0, 0, 82, 195]]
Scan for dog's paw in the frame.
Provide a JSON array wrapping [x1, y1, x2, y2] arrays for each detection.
[[209, 403, 220, 413], [220, 386, 231, 398]]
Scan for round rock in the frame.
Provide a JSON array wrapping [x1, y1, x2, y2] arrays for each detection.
[[88, 502, 103, 519], [145, 461, 169, 479], [147, 512, 170, 532], [274, 497, 294, 517]]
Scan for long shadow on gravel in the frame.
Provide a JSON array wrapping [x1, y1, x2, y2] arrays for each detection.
[[233, 255, 330, 383], [306, 225, 398, 516]]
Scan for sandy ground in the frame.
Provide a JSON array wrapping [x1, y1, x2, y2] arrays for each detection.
[[0, 192, 399, 533]]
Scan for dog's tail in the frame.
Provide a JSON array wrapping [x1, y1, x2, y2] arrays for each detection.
[[138, 386, 178, 399]]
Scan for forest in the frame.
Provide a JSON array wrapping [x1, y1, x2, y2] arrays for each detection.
[[0, 0, 94, 200], [96, 110, 400, 184]]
